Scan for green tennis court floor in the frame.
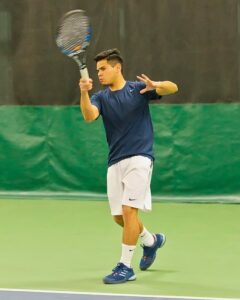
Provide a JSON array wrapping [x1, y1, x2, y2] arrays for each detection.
[[0, 199, 239, 299]]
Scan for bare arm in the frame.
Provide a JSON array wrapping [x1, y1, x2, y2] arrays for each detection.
[[155, 81, 178, 96], [79, 78, 100, 122], [137, 74, 178, 96]]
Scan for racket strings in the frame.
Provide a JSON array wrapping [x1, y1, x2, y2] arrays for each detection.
[[56, 12, 90, 53]]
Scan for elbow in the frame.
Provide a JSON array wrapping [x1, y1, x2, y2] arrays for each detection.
[[158, 82, 179, 95], [84, 115, 95, 123], [80, 108, 95, 123], [174, 83, 178, 93], [169, 83, 178, 94], [86, 119, 95, 123]]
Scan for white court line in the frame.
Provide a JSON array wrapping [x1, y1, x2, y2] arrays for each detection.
[[0, 288, 239, 300]]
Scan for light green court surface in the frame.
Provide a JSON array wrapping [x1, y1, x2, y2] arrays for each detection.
[[0, 199, 239, 299]]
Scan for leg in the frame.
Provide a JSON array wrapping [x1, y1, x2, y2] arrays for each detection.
[[113, 215, 124, 227], [104, 164, 137, 284], [113, 214, 143, 232], [122, 205, 143, 245], [103, 210, 137, 284], [116, 211, 156, 248]]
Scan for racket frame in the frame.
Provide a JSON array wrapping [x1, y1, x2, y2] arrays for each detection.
[[56, 9, 91, 79]]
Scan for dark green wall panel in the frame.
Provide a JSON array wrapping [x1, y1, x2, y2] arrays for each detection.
[[0, 105, 239, 197], [151, 104, 240, 195]]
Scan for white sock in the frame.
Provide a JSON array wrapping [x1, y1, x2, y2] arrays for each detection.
[[120, 244, 136, 268], [140, 227, 155, 247]]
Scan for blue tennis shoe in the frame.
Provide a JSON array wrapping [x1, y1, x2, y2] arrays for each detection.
[[140, 233, 166, 271], [103, 262, 136, 284]]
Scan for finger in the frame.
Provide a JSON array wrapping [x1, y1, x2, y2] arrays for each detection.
[[140, 88, 147, 94], [141, 74, 150, 81], [137, 75, 146, 82], [80, 78, 93, 83], [79, 80, 92, 89]]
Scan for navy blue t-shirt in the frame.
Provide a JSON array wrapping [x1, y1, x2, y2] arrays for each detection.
[[91, 81, 161, 166]]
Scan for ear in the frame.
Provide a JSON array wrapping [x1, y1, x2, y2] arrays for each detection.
[[115, 63, 122, 72]]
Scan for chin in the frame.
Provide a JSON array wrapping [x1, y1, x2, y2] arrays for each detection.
[[101, 82, 110, 87]]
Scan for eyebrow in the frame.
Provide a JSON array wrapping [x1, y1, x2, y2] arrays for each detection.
[[96, 66, 106, 71]]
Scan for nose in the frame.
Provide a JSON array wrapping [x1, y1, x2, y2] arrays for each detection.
[[98, 72, 103, 81]]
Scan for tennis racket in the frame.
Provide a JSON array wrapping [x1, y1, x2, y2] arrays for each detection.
[[56, 9, 92, 79]]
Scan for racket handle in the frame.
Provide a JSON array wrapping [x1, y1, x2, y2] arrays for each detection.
[[80, 68, 89, 79]]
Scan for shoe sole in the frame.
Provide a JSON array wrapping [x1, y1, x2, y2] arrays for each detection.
[[103, 274, 136, 284]]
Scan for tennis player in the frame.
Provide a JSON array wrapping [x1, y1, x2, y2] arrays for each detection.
[[79, 49, 178, 284]]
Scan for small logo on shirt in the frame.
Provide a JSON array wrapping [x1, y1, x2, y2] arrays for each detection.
[[129, 198, 136, 201], [129, 89, 134, 93]]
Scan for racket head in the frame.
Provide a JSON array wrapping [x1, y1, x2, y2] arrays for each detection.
[[56, 9, 92, 58]]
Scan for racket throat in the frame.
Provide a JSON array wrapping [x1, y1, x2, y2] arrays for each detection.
[[72, 54, 89, 79], [72, 54, 86, 69]]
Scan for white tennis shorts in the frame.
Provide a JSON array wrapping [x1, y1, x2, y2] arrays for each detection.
[[107, 155, 153, 216]]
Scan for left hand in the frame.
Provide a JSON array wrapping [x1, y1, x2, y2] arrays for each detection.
[[137, 74, 158, 94]]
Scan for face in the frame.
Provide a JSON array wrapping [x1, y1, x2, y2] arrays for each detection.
[[96, 59, 121, 86]]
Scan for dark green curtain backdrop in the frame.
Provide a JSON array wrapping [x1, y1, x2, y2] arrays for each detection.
[[0, 0, 240, 199], [0, 105, 239, 198]]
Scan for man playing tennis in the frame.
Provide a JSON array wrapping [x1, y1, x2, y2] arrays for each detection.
[[79, 48, 178, 284]]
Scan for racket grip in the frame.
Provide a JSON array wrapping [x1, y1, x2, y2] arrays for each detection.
[[80, 68, 89, 79]]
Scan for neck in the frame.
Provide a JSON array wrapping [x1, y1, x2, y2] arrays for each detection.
[[109, 75, 126, 91]]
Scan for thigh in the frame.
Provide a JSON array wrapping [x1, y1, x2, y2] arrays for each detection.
[[107, 164, 124, 216], [122, 156, 152, 210]]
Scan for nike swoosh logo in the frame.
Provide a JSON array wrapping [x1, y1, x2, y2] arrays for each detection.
[[129, 198, 136, 201]]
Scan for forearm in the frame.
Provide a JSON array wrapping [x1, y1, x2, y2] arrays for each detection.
[[155, 81, 178, 96], [80, 91, 97, 122]]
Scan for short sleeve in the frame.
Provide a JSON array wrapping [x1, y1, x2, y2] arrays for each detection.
[[91, 91, 102, 114], [135, 81, 162, 102]]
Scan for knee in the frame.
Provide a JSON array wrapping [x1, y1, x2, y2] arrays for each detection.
[[122, 205, 138, 222], [113, 215, 124, 226]]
